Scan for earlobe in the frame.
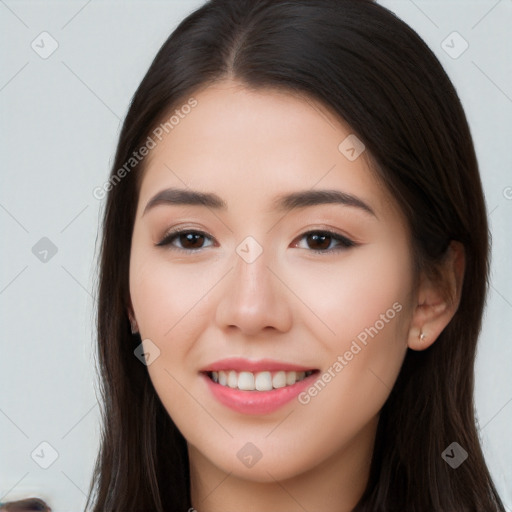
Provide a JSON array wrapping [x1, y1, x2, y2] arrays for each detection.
[[127, 305, 139, 334], [407, 241, 465, 351]]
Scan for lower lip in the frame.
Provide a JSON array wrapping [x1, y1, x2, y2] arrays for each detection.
[[201, 372, 318, 415]]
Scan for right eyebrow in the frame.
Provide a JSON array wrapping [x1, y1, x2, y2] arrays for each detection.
[[143, 188, 227, 216]]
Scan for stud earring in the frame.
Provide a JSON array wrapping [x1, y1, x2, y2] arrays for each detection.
[[419, 330, 426, 342]]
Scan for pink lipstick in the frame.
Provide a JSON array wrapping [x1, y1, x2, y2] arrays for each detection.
[[200, 357, 319, 415]]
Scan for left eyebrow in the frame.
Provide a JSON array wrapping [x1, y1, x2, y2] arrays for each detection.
[[271, 189, 376, 217], [142, 187, 376, 217]]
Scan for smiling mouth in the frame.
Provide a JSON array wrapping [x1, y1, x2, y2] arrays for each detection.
[[205, 369, 319, 391]]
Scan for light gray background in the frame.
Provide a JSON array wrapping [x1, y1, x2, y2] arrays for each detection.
[[1, 1, 511, 510]]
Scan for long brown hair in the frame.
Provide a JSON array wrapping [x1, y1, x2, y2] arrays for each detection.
[[85, 1, 505, 510]]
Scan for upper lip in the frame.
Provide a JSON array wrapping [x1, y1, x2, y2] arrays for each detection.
[[200, 357, 317, 373]]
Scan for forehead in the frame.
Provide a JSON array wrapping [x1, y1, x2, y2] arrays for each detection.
[[137, 80, 397, 219]]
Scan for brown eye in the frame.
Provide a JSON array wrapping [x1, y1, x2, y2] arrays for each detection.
[[296, 230, 355, 253], [176, 232, 206, 249], [156, 230, 214, 251], [306, 232, 331, 251]]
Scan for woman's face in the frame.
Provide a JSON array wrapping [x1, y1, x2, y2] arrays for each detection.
[[129, 79, 416, 483]]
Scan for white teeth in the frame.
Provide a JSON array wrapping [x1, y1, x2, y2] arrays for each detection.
[[272, 371, 287, 389], [286, 371, 297, 386], [210, 369, 314, 391], [255, 371, 273, 391], [238, 371, 255, 390], [228, 370, 238, 388]]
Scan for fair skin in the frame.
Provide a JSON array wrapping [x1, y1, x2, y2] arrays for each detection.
[[128, 79, 464, 512]]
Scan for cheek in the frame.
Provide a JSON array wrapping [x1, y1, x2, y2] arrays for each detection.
[[129, 249, 217, 341], [129, 250, 215, 421], [288, 242, 413, 414], [288, 241, 413, 347], [291, 242, 413, 429]]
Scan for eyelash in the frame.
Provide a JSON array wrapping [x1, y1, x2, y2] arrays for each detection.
[[155, 228, 356, 254]]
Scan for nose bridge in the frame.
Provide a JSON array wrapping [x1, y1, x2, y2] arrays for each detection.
[[233, 234, 276, 306], [215, 233, 292, 334]]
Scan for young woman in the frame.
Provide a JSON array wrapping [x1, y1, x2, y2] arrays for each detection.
[[85, 0, 506, 510]]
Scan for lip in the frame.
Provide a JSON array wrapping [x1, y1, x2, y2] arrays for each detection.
[[200, 357, 315, 373], [200, 358, 319, 415]]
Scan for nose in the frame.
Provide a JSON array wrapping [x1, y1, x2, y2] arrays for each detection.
[[214, 243, 293, 336]]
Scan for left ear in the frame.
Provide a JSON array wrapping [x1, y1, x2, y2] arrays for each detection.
[[407, 241, 465, 351]]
